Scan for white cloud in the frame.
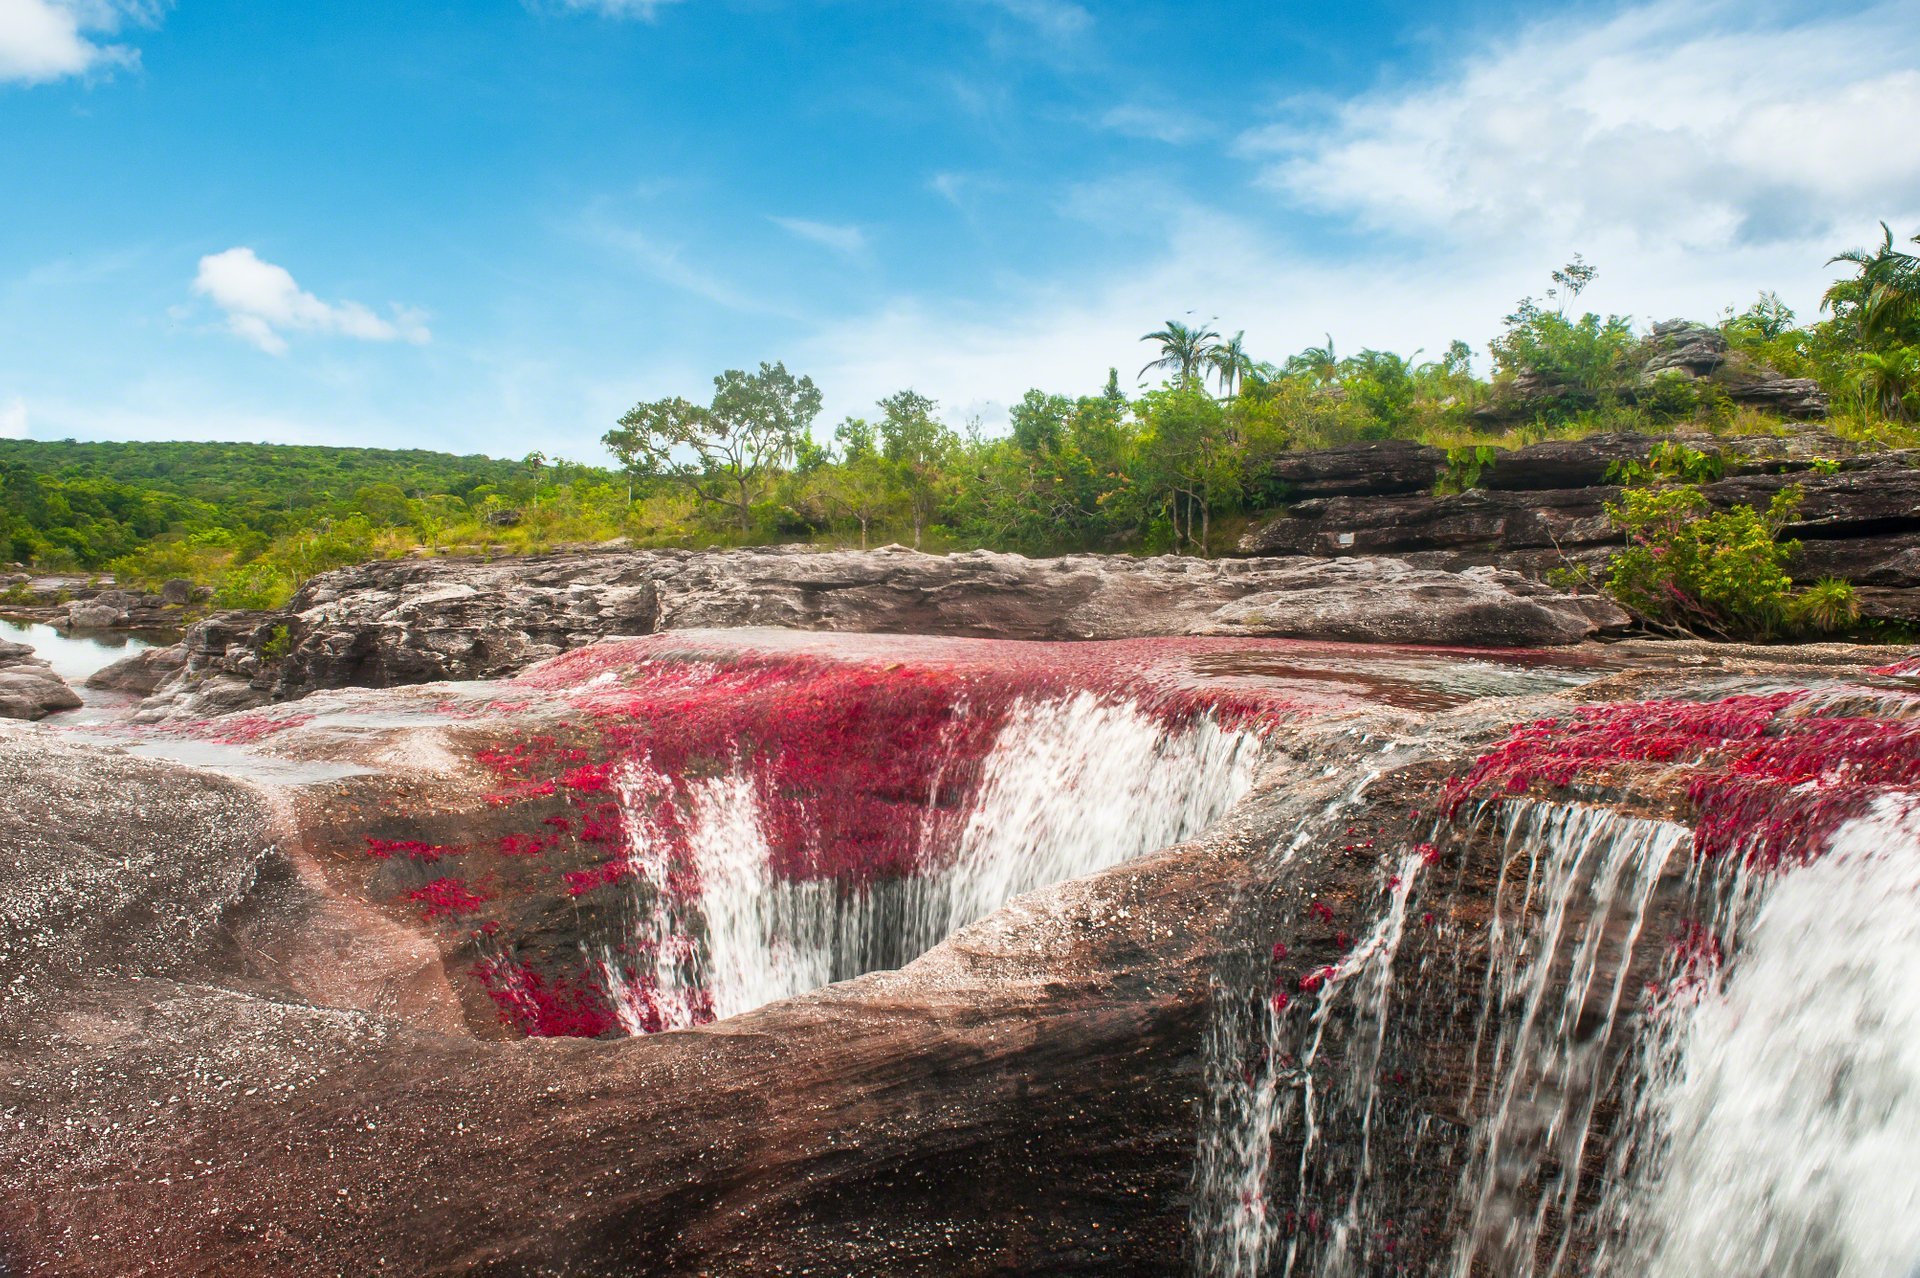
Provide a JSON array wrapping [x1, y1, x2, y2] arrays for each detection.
[[770, 216, 867, 255], [0, 397, 26, 438], [1098, 103, 1205, 145], [1248, 0, 1920, 253], [791, 0, 1920, 434], [0, 0, 159, 84], [970, 0, 1090, 39], [546, 0, 686, 18], [191, 248, 431, 356]]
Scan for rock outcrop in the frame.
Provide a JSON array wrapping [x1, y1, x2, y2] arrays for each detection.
[[127, 548, 1627, 719], [1474, 321, 1829, 422], [1240, 433, 1920, 622], [0, 574, 201, 631], [0, 640, 80, 720]]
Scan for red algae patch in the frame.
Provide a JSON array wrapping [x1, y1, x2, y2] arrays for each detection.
[[1446, 688, 1920, 867], [378, 633, 1379, 1039]]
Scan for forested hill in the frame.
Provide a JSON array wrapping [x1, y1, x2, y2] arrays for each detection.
[[0, 439, 529, 511]]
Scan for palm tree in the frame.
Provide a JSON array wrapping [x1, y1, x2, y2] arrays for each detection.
[[1824, 222, 1920, 342], [1139, 320, 1220, 388], [1286, 334, 1339, 383], [1854, 347, 1920, 420], [1208, 330, 1254, 398]]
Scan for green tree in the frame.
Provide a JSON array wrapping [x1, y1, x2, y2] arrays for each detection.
[[1824, 222, 1920, 344], [1135, 387, 1238, 555], [876, 390, 957, 549], [1208, 330, 1254, 399], [603, 362, 824, 531], [1139, 320, 1220, 388]]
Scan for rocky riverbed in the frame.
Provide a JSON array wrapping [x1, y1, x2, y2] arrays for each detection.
[[3, 605, 1915, 1275]]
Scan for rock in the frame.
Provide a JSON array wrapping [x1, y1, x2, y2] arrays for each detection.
[[1240, 486, 1617, 559], [1641, 319, 1728, 377], [160, 578, 195, 606], [63, 599, 124, 629], [1200, 558, 1625, 646], [86, 643, 188, 694], [1477, 433, 1659, 490], [1478, 325, 1830, 422], [1239, 441, 1920, 613], [1251, 439, 1445, 499], [5, 639, 1915, 1275], [0, 639, 82, 720], [135, 549, 1625, 718]]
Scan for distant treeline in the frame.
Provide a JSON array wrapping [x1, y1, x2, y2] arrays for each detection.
[[1, 228, 1915, 617]]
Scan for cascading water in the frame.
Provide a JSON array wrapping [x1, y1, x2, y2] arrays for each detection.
[[1594, 794, 1920, 1277], [604, 691, 1268, 1031], [1191, 796, 1691, 1277], [1190, 680, 1920, 1278]]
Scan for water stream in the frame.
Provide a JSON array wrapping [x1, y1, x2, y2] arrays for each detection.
[[601, 693, 1269, 1030], [1190, 755, 1920, 1276]]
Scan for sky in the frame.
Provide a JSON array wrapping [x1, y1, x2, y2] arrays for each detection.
[[2, 0, 1918, 464]]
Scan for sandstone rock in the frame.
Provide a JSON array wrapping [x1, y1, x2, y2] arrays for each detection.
[[1251, 439, 1444, 499], [1200, 559, 1625, 646], [0, 639, 81, 720], [133, 548, 1626, 718], [5, 640, 1913, 1275], [86, 643, 189, 694], [1641, 318, 1728, 377]]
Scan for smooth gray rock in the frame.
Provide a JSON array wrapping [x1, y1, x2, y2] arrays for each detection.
[[132, 547, 1627, 718], [0, 640, 81, 720]]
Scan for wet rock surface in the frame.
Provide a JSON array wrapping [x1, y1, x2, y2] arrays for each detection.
[[130, 547, 1626, 719], [1, 635, 1912, 1276], [0, 640, 81, 720]]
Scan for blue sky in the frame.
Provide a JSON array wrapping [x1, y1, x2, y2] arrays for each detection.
[[2, 0, 1917, 462]]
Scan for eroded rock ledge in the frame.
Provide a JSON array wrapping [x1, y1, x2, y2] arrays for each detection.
[[0, 640, 80, 720], [123, 548, 1627, 719], [1242, 431, 1920, 622]]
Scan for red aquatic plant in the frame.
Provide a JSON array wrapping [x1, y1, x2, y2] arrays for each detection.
[[1447, 689, 1920, 866], [407, 876, 493, 920]]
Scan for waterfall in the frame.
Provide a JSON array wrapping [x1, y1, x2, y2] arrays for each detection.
[[1596, 795, 1920, 1277], [1190, 798, 1694, 1277], [1191, 736, 1920, 1278], [603, 693, 1266, 1031]]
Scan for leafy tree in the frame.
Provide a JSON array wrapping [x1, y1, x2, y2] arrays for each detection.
[[875, 390, 957, 549], [1284, 335, 1338, 383], [1824, 222, 1920, 344], [1208, 331, 1254, 398], [1138, 320, 1220, 388], [1852, 346, 1920, 420], [1338, 349, 1419, 437], [603, 362, 823, 531], [1009, 389, 1072, 454], [1134, 387, 1237, 555]]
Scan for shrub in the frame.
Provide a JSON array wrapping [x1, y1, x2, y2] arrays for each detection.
[[1603, 484, 1802, 640]]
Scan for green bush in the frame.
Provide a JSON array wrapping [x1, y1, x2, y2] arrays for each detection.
[[212, 562, 296, 610], [1603, 484, 1801, 640]]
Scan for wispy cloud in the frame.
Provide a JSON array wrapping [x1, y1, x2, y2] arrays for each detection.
[[0, 397, 26, 438], [0, 0, 165, 84], [582, 213, 795, 315], [770, 216, 867, 255], [541, 0, 687, 19], [192, 248, 431, 356], [1098, 103, 1206, 145], [1246, 0, 1920, 252], [968, 0, 1091, 40]]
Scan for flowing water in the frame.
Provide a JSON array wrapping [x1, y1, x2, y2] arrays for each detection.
[[1190, 756, 1920, 1276], [601, 692, 1269, 1031]]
